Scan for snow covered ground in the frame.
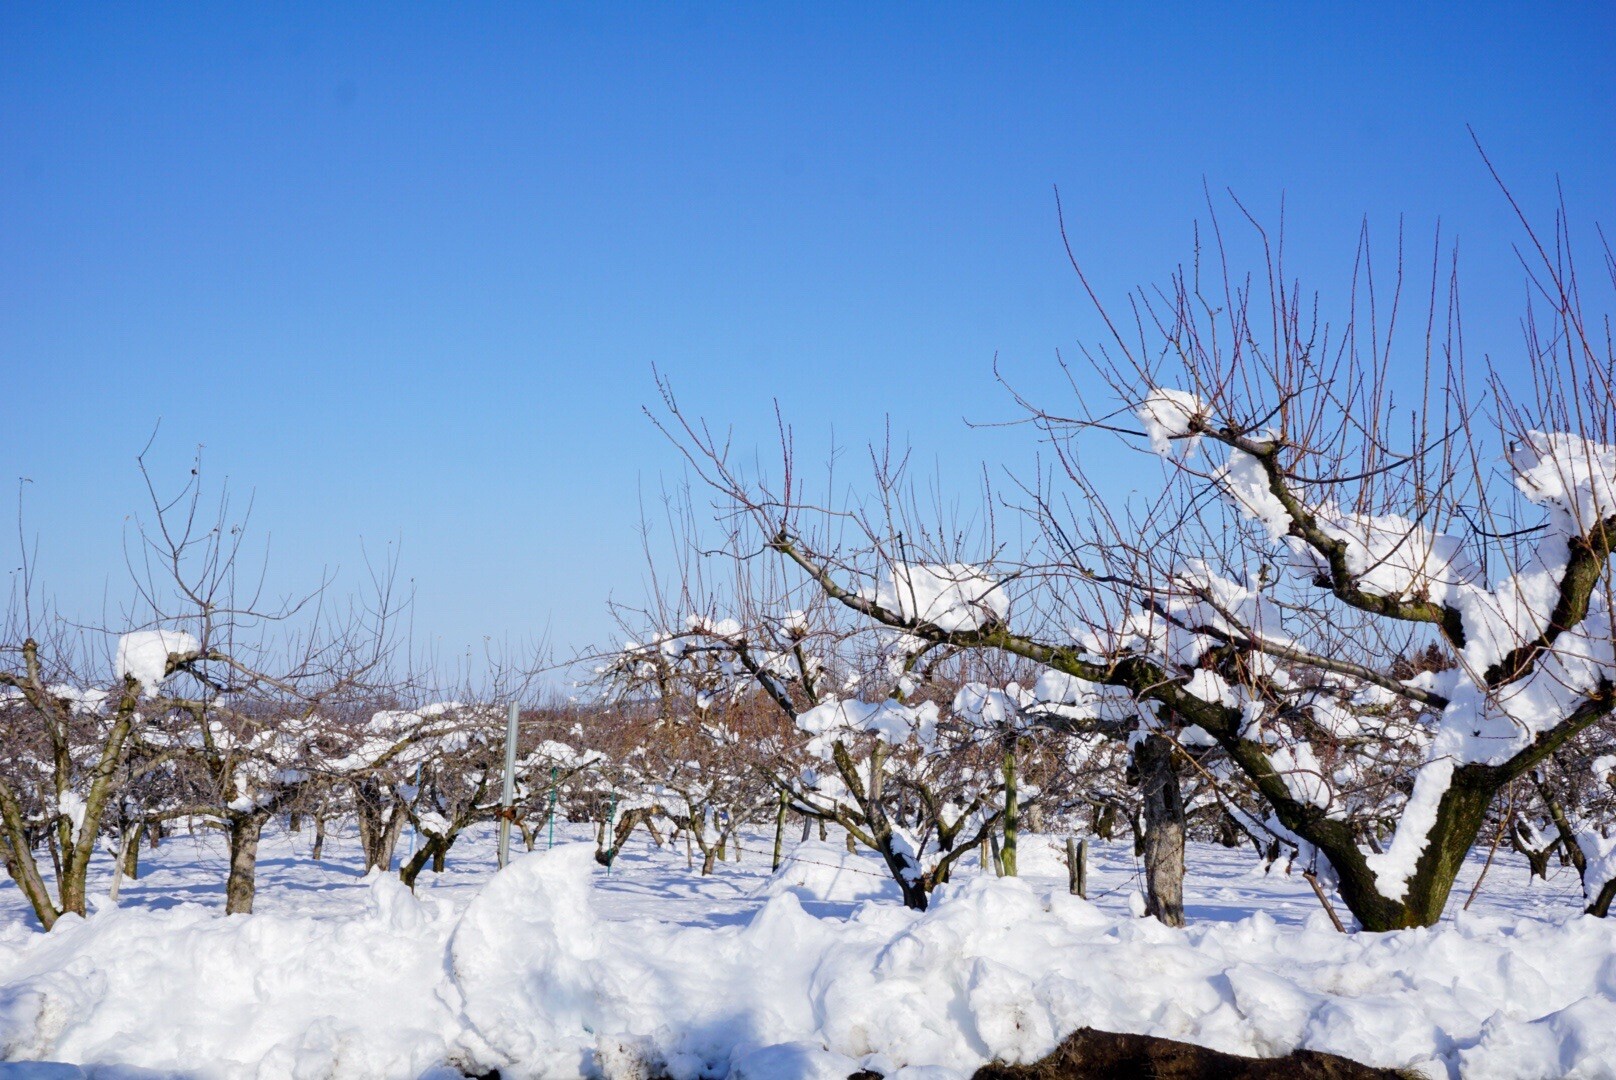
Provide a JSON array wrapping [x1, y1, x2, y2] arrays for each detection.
[[1, 821, 1612, 1079]]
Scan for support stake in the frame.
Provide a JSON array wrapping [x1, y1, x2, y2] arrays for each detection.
[[497, 701, 519, 869]]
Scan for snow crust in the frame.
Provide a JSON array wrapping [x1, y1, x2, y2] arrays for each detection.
[[113, 630, 200, 696], [4, 839, 1615, 1079]]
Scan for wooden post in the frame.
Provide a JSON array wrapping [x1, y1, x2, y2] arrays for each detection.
[[1068, 837, 1088, 898], [772, 791, 788, 871]]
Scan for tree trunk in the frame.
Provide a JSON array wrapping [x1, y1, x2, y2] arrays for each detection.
[[0, 784, 64, 930], [355, 782, 407, 872], [400, 837, 439, 889], [225, 815, 265, 915], [1093, 802, 1117, 841], [1135, 734, 1186, 928], [312, 814, 326, 861], [122, 821, 144, 880], [1589, 877, 1616, 918]]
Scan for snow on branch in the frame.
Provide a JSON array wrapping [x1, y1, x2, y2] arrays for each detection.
[[115, 630, 202, 697], [868, 563, 1009, 634]]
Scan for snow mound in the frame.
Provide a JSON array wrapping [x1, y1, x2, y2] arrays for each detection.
[[751, 841, 902, 905], [5, 845, 1616, 1079], [0, 875, 458, 1076]]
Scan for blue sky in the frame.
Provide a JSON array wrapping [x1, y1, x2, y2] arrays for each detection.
[[4, 3, 1613, 668]]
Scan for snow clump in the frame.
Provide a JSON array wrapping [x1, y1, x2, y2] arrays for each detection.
[[114, 629, 200, 696], [872, 563, 1008, 633]]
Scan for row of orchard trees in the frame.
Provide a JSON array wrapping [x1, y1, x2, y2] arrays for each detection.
[[644, 184, 1616, 931], [0, 447, 1277, 931], [0, 458, 612, 927], [7, 190, 1616, 936]]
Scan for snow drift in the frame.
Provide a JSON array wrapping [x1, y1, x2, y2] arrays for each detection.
[[3, 844, 1616, 1079]]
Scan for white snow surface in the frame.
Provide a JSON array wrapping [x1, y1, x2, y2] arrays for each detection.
[[1, 824, 1614, 1079], [113, 630, 200, 696]]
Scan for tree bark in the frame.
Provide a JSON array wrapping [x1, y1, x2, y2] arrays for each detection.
[[122, 821, 144, 880], [225, 815, 265, 915], [400, 836, 441, 889], [355, 781, 407, 872], [1135, 734, 1186, 928]]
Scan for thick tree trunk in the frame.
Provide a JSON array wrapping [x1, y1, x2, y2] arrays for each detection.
[[355, 782, 407, 872], [225, 815, 265, 915], [1135, 734, 1186, 928]]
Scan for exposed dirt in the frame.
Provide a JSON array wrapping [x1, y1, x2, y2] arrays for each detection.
[[476, 1028, 1408, 1079], [963, 1027, 1410, 1079]]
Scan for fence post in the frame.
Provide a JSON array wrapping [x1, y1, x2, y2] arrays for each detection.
[[772, 790, 788, 871], [497, 701, 519, 869], [1068, 837, 1088, 898]]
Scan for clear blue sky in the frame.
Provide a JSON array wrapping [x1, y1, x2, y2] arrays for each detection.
[[4, 3, 1613, 666]]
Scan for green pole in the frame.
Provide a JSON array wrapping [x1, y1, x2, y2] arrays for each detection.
[[548, 766, 558, 850]]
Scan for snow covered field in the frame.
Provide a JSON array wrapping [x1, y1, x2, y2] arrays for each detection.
[[1, 822, 1613, 1079]]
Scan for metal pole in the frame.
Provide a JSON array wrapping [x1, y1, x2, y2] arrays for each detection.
[[405, 763, 422, 863], [547, 766, 558, 849], [497, 701, 519, 869]]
